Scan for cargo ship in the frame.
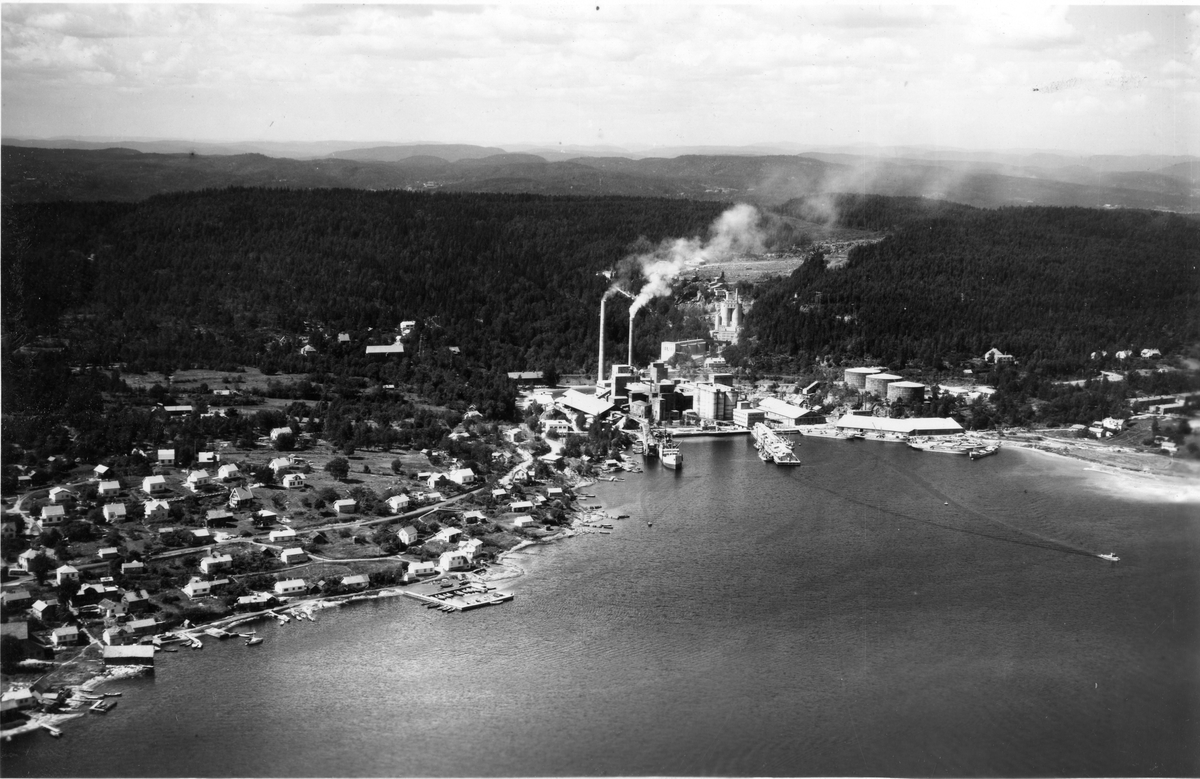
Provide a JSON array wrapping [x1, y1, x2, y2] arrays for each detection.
[[660, 437, 681, 469]]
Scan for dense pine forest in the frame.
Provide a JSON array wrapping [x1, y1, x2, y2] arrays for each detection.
[[2, 190, 724, 410], [745, 195, 1200, 374]]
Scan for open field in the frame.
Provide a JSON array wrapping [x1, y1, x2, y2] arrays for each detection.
[[121, 367, 312, 393]]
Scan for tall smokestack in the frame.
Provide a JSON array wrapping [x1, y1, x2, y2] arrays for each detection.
[[628, 309, 635, 368], [598, 294, 607, 387]]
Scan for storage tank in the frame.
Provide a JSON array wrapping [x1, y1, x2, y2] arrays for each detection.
[[844, 367, 882, 390], [865, 372, 902, 397], [887, 381, 927, 403]]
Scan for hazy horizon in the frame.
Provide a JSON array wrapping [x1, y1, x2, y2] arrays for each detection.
[[2, 4, 1197, 157]]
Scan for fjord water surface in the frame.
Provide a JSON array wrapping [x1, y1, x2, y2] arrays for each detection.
[[5, 438, 1197, 776]]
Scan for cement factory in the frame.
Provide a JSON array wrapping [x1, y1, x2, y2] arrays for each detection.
[[520, 283, 986, 469]]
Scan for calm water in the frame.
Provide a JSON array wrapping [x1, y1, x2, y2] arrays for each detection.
[[5, 438, 1198, 777]]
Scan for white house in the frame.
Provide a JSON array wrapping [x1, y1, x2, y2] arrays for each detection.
[[192, 528, 212, 541], [142, 475, 169, 494], [103, 503, 127, 522], [438, 549, 474, 572], [333, 498, 357, 514], [269, 528, 297, 543], [1141, 348, 1162, 359], [269, 457, 295, 475], [157, 449, 176, 465], [199, 554, 233, 574], [182, 577, 216, 599], [427, 473, 446, 489], [983, 348, 1014, 364], [217, 464, 241, 481], [144, 499, 170, 521], [97, 547, 121, 560], [407, 561, 437, 577], [512, 516, 534, 528], [547, 487, 564, 498], [121, 560, 147, 575], [93, 464, 111, 480], [50, 625, 80, 647], [198, 451, 217, 464], [282, 473, 306, 489], [397, 526, 419, 545], [341, 574, 370, 590], [446, 468, 475, 485], [55, 564, 80, 584], [433, 527, 462, 544], [274, 579, 308, 598], [491, 489, 508, 499], [41, 504, 67, 526], [426, 491, 445, 503], [269, 427, 293, 442], [97, 480, 121, 497], [228, 487, 255, 508], [48, 487, 73, 504], [462, 510, 486, 523], [509, 500, 534, 513], [17, 549, 47, 572], [186, 469, 212, 492], [1115, 350, 1133, 360], [280, 548, 308, 565], [386, 494, 411, 513]]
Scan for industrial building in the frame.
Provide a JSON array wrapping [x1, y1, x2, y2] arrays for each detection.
[[660, 339, 707, 363], [694, 383, 734, 421], [732, 401, 765, 428], [711, 290, 744, 345], [757, 397, 825, 426], [834, 415, 962, 436]]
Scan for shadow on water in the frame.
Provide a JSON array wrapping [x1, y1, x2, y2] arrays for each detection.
[[789, 451, 1102, 560]]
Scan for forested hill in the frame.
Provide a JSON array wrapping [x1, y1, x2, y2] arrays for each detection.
[[747, 196, 1200, 372], [2, 189, 724, 396]]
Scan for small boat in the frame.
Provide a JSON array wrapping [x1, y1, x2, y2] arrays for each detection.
[[646, 521, 653, 527], [1098, 553, 1120, 563], [103, 692, 122, 698], [969, 444, 1000, 460], [89, 700, 117, 714], [599, 523, 613, 529], [245, 636, 264, 646]]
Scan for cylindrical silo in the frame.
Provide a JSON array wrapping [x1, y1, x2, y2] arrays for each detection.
[[865, 372, 902, 397], [844, 367, 881, 390], [887, 381, 926, 403]]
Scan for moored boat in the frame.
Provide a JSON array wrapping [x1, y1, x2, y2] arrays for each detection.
[[969, 444, 1000, 460], [1098, 553, 1120, 563], [660, 438, 681, 469], [245, 636, 265, 646]]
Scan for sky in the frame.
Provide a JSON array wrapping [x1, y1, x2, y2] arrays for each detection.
[[1, 3, 1197, 156]]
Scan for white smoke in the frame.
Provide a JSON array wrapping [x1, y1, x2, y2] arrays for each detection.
[[628, 203, 765, 315]]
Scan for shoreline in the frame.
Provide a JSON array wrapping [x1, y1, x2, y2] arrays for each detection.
[[3, 474, 622, 739]]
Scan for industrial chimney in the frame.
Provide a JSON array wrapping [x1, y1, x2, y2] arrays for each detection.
[[598, 294, 607, 387], [628, 308, 635, 368]]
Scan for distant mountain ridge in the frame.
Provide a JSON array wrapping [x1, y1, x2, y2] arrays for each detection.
[[3, 142, 1198, 212]]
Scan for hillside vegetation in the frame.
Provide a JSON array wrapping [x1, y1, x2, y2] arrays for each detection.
[[746, 195, 1200, 374], [6, 145, 1199, 212]]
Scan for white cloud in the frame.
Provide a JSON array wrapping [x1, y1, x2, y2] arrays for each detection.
[[1114, 30, 1155, 57], [964, 6, 1082, 50]]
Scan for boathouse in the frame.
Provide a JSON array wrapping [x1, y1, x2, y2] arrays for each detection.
[[103, 645, 155, 669]]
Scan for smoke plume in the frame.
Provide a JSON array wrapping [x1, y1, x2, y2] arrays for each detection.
[[626, 203, 765, 315]]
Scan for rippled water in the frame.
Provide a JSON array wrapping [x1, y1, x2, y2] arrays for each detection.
[[5, 438, 1198, 777]]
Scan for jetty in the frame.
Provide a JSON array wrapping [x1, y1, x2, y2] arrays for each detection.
[[751, 423, 802, 465], [402, 578, 515, 613]]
